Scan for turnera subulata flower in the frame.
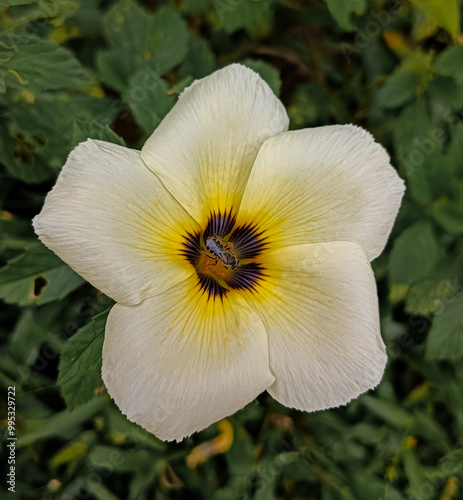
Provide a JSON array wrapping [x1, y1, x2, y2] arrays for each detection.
[[33, 65, 404, 441]]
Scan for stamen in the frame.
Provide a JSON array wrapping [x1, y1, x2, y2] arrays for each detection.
[[197, 274, 228, 299], [229, 223, 267, 259], [182, 231, 201, 266], [225, 263, 263, 291], [182, 211, 266, 298], [204, 210, 235, 239]]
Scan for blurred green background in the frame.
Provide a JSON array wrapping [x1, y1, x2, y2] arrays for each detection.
[[1, 0, 463, 499]]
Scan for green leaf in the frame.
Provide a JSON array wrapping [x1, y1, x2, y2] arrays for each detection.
[[0, 0, 38, 5], [8, 308, 64, 368], [226, 425, 255, 476], [0, 120, 53, 184], [179, 34, 217, 80], [426, 294, 463, 361], [71, 119, 125, 149], [57, 308, 113, 410], [405, 270, 458, 317], [361, 396, 412, 429], [0, 36, 91, 93], [412, 0, 460, 39], [411, 412, 452, 452], [145, 6, 189, 75], [0, 215, 35, 253], [288, 83, 331, 128], [50, 433, 94, 469], [240, 59, 281, 96], [403, 448, 427, 500], [182, 0, 213, 16], [323, 0, 367, 31], [404, 254, 463, 317], [96, 50, 129, 93], [435, 45, 463, 85], [376, 71, 419, 110], [427, 76, 463, 111], [102, 0, 148, 75], [388, 222, 439, 286], [125, 69, 177, 133], [88, 445, 159, 473], [105, 403, 166, 450], [392, 99, 438, 173], [16, 397, 105, 447], [214, 0, 272, 33], [0, 242, 85, 306], [405, 149, 450, 204], [102, 1, 189, 87], [446, 122, 463, 177], [0, 92, 121, 183], [433, 200, 463, 234]]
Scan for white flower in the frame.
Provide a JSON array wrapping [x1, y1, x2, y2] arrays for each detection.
[[33, 64, 405, 442]]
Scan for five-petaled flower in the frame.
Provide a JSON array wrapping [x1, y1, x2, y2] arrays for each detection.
[[33, 65, 404, 442]]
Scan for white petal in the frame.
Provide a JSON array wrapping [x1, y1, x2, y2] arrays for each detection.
[[102, 275, 274, 442], [140, 64, 289, 226], [33, 140, 200, 305], [246, 241, 386, 411], [237, 125, 405, 260]]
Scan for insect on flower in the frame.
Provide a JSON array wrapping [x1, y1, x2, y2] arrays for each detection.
[[33, 64, 405, 442], [204, 236, 239, 271]]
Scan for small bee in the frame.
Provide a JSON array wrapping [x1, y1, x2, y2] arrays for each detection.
[[204, 235, 239, 270]]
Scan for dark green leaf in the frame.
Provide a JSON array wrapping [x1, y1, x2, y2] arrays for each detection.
[[0, 242, 85, 306], [214, 0, 272, 33], [102, 1, 189, 83], [0, 36, 91, 93], [427, 76, 463, 110], [71, 119, 125, 149], [125, 69, 176, 133], [145, 6, 189, 74], [413, 0, 460, 40], [58, 308, 113, 410], [388, 222, 440, 286], [288, 83, 331, 128], [434, 45, 463, 85], [426, 294, 463, 361], [102, 0, 148, 75], [182, 0, 214, 16], [1, 92, 121, 183], [240, 59, 281, 96], [179, 34, 217, 80], [16, 397, 105, 447], [361, 396, 412, 429], [433, 200, 463, 234], [323, 0, 366, 31], [405, 149, 450, 204], [405, 259, 459, 316], [96, 50, 129, 93], [376, 71, 419, 110]]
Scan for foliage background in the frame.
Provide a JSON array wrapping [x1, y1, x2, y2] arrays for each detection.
[[1, 0, 463, 498]]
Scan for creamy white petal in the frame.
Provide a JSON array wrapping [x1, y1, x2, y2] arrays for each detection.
[[102, 274, 274, 442], [33, 139, 200, 305], [237, 125, 405, 260], [243, 241, 386, 411], [140, 64, 289, 226]]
